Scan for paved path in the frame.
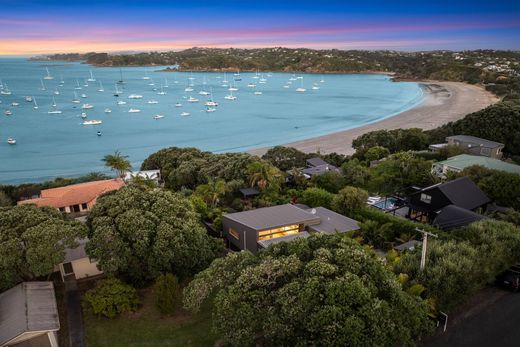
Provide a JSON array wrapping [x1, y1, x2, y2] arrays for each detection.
[[424, 287, 520, 347], [65, 279, 86, 347]]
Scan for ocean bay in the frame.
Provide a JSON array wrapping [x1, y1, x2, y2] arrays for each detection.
[[0, 58, 423, 183]]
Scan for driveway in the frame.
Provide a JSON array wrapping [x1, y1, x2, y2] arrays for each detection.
[[65, 278, 86, 347], [424, 287, 520, 346]]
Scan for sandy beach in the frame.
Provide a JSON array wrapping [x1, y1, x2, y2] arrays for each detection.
[[248, 81, 499, 156]]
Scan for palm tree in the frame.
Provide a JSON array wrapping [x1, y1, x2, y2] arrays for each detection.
[[195, 179, 227, 207], [102, 151, 132, 178], [246, 161, 283, 191]]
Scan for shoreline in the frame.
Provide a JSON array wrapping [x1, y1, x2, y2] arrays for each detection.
[[248, 81, 500, 156]]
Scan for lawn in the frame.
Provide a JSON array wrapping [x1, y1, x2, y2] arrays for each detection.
[[84, 286, 218, 347]]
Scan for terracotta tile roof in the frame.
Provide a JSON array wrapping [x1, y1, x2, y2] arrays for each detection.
[[18, 179, 125, 209]]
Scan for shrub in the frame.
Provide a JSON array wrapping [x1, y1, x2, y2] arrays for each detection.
[[309, 171, 346, 193], [154, 273, 180, 315], [301, 187, 335, 209], [83, 278, 140, 319], [331, 186, 369, 216]]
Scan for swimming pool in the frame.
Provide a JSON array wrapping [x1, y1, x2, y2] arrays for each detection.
[[373, 197, 399, 210]]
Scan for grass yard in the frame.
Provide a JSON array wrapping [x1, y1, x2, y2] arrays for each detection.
[[84, 285, 218, 347]]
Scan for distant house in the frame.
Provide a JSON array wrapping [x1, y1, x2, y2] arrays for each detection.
[[57, 238, 103, 282], [123, 170, 161, 184], [239, 187, 260, 199], [432, 154, 520, 178], [0, 282, 60, 347], [287, 157, 340, 180], [222, 204, 359, 253], [406, 177, 490, 224], [429, 135, 504, 159], [17, 179, 125, 213]]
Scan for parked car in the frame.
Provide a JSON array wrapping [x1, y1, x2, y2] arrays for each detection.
[[496, 265, 520, 292]]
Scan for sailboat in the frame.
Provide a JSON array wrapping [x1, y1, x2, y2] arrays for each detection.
[[188, 96, 199, 103], [48, 97, 62, 114], [72, 92, 80, 104], [228, 80, 238, 91], [157, 85, 166, 95], [7, 137, 16, 145], [222, 72, 229, 85], [296, 77, 306, 93], [117, 68, 124, 84], [184, 82, 194, 92], [148, 78, 155, 87], [60, 75, 65, 85], [54, 88, 60, 95], [224, 89, 237, 100], [1, 83, 12, 95], [114, 84, 121, 97], [234, 70, 242, 81], [188, 71, 195, 81], [204, 88, 218, 107], [253, 69, 260, 79], [39, 79, 46, 91], [33, 97, 39, 110], [98, 81, 104, 92], [163, 78, 169, 88], [312, 83, 320, 90], [143, 70, 150, 80], [43, 67, 54, 80], [74, 79, 82, 90], [87, 70, 96, 82], [83, 79, 89, 87]]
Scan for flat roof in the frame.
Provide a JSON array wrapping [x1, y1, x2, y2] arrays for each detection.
[[223, 204, 320, 231], [257, 231, 310, 249], [306, 157, 329, 167], [436, 154, 520, 174], [63, 238, 90, 263], [447, 135, 504, 148], [0, 282, 59, 346], [301, 164, 340, 176], [305, 207, 360, 234]]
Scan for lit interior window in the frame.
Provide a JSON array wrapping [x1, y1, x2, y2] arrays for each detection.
[[258, 224, 301, 241]]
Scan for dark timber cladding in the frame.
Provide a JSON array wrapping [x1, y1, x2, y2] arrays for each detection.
[[222, 204, 320, 253]]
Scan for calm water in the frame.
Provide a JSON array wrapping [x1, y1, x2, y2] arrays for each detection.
[[0, 58, 423, 183]]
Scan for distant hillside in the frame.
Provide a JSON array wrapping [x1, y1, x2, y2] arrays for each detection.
[[36, 47, 520, 103]]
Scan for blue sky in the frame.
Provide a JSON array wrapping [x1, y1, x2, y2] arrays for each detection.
[[1, 0, 519, 54]]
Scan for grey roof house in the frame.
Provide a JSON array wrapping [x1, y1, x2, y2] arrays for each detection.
[[0, 282, 59, 347], [222, 204, 359, 253], [429, 135, 505, 159]]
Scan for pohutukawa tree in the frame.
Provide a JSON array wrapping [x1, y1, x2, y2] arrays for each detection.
[[184, 234, 433, 347], [0, 204, 87, 291], [86, 186, 224, 286]]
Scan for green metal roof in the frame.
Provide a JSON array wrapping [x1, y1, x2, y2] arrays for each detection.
[[436, 154, 520, 174]]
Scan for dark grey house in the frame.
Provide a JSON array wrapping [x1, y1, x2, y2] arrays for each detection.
[[407, 176, 490, 227], [222, 204, 360, 253], [429, 135, 504, 159]]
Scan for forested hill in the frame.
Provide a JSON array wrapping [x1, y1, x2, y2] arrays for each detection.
[[33, 48, 520, 103]]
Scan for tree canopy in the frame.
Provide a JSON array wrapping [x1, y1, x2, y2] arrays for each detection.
[[261, 146, 308, 171], [0, 205, 87, 291], [86, 186, 224, 286], [184, 234, 433, 347], [140, 147, 262, 190]]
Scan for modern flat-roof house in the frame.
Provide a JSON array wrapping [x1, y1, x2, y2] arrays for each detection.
[[222, 204, 360, 253], [17, 179, 125, 214], [0, 282, 59, 347], [432, 154, 520, 178], [432, 204, 487, 231], [57, 238, 103, 282], [406, 177, 490, 225], [429, 135, 504, 159]]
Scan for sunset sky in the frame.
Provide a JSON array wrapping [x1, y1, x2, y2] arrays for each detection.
[[1, 0, 519, 55]]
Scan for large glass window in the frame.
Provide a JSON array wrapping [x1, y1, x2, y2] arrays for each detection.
[[258, 224, 301, 241], [229, 228, 239, 239]]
